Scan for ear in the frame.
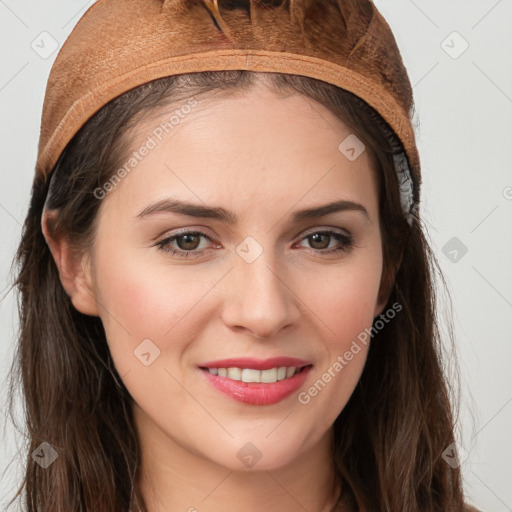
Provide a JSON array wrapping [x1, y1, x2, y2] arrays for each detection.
[[41, 210, 100, 317], [373, 248, 404, 318]]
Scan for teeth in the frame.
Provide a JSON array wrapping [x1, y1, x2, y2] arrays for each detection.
[[207, 366, 299, 383], [227, 367, 242, 380], [277, 367, 287, 380], [286, 367, 295, 378], [260, 368, 277, 383], [242, 368, 261, 383]]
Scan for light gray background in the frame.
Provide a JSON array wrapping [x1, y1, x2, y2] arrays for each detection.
[[1, 1, 511, 511]]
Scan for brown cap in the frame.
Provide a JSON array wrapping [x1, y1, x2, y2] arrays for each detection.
[[36, 0, 421, 215]]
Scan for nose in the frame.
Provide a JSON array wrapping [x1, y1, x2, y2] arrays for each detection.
[[220, 250, 301, 340]]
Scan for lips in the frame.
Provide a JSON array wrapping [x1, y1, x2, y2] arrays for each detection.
[[198, 357, 313, 405]]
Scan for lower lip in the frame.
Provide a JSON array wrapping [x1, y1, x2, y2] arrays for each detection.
[[200, 366, 312, 406]]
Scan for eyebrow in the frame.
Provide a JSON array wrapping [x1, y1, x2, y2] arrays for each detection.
[[135, 198, 370, 223]]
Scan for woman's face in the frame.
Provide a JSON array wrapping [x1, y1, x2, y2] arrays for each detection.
[[85, 83, 387, 471]]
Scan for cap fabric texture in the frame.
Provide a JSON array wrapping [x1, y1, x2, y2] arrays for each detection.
[[36, 0, 421, 222]]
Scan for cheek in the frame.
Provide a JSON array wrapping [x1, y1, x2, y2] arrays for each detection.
[[91, 247, 210, 364], [300, 249, 383, 343]]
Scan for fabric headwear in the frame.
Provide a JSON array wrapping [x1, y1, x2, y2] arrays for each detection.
[[36, 0, 421, 224]]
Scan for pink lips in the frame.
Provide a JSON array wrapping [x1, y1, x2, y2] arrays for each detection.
[[198, 357, 313, 406]]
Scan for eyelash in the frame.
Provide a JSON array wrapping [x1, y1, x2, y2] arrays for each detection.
[[155, 229, 355, 258]]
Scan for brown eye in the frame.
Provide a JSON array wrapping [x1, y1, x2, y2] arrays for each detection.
[[156, 230, 212, 258], [175, 233, 202, 251], [298, 230, 354, 254], [307, 233, 330, 250]]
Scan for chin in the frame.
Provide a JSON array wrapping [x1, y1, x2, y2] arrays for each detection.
[[203, 431, 312, 472]]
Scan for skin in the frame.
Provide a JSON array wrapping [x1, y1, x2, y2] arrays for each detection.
[[43, 79, 392, 512]]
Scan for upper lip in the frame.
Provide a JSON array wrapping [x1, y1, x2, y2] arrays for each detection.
[[198, 357, 312, 370]]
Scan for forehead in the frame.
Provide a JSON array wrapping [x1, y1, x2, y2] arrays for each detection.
[[102, 85, 380, 220]]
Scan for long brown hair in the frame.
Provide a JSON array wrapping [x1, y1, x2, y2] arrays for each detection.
[[5, 69, 468, 511]]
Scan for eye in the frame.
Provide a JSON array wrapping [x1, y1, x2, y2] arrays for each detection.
[[297, 229, 354, 254], [155, 231, 212, 258]]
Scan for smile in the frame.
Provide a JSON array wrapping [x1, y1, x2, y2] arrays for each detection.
[[201, 366, 303, 383], [199, 362, 313, 406]]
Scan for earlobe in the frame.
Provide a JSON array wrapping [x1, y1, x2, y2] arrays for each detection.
[[70, 256, 100, 317], [41, 210, 100, 317]]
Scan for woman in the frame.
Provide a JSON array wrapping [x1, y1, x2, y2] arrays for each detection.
[[5, 0, 480, 510]]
